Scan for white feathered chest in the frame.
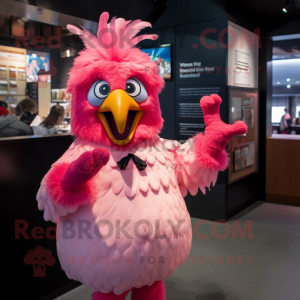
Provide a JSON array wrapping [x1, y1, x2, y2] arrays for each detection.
[[38, 137, 192, 294]]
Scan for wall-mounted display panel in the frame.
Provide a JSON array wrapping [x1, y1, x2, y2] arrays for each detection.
[[26, 50, 50, 83], [227, 21, 259, 88], [141, 45, 172, 80], [228, 87, 258, 183]]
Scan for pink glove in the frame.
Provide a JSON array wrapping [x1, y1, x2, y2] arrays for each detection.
[[195, 94, 247, 170], [61, 148, 110, 192]]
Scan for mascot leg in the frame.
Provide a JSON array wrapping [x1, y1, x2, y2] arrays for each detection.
[[92, 290, 130, 300], [131, 280, 165, 300]]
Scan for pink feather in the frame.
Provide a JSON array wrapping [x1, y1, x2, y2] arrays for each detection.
[[67, 12, 154, 59], [38, 11, 242, 298]]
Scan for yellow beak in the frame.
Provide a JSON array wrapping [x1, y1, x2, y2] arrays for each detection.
[[96, 89, 143, 145]]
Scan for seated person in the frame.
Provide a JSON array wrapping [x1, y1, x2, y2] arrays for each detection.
[[15, 103, 22, 118], [18, 98, 38, 126], [0, 101, 8, 109], [280, 108, 291, 134], [0, 107, 32, 137], [296, 111, 300, 125], [32, 104, 65, 135]]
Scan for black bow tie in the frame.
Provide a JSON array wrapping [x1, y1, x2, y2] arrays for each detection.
[[117, 153, 147, 171]]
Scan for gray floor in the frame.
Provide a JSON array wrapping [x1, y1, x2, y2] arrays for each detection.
[[55, 201, 300, 300]]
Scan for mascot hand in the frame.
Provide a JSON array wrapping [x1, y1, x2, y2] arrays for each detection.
[[200, 94, 247, 160], [61, 148, 109, 192]]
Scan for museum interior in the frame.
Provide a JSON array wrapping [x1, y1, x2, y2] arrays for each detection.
[[0, 0, 299, 299]]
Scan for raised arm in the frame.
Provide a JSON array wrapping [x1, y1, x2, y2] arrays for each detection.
[[171, 94, 247, 197]]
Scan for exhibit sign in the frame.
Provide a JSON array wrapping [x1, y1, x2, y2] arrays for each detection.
[[174, 20, 228, 143], [227, 22, 259, 88], [176, 84, 226, 143], [175, 19, 227, 86]]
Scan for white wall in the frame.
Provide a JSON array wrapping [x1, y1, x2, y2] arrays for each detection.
[[227, 21, 259, 88]]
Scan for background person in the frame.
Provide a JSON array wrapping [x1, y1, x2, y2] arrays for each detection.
[[0, 107, 32, 137], [293, 111, 300, 125], [32, 104, 65, 135], [279, 108, 291, 134], [18, 98, 38, 126], [15, 103, 21, 118], [0, 101, 8, 109]]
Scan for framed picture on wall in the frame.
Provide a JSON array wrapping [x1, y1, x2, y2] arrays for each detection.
[[141, 45, 172, 80], [26, 50, 50, 83], [233, 142, 255, 173], [228, 87, 258, 183]]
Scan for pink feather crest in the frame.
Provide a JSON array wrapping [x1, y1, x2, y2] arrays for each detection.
[[66, 12, 157, 59]]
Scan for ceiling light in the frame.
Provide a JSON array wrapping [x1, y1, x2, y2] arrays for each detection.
[[66, 49, 70, 57], [296, 81, 300, 84], [286, 78, 290, 81], [282, 1, 292, 13], [277, 82, 280, 84], [287, 84, 291, 88]]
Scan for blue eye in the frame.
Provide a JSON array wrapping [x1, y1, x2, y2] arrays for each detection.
[[87, 80, 110, 106], [125, 78, 148, 103]]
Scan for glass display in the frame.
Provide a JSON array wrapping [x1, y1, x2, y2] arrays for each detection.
[[0, 80, 8, 94], [0, 66, 7, 80], [9, 67, 16, 79], [228, 87, 258, 183], [18, 67, 26, 80], [9, 81, 17, 94]]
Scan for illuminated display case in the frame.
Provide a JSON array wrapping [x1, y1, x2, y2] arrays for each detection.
[[228, 87, 259, 183], [0, 46, 26, 101]]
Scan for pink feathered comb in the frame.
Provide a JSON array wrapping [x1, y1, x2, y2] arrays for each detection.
[[67, 12, 158, 59]]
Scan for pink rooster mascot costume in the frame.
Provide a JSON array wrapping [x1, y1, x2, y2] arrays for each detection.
[[37, 12, 247, 300]]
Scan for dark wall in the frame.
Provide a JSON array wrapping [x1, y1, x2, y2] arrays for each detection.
[[50, 44, 84, 89], [143, 0, 240, 220], [153, 0, 226, 28], [139, 0, 228, 140], [0, 135, 80, 300], [13, 0, 166, 24]]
